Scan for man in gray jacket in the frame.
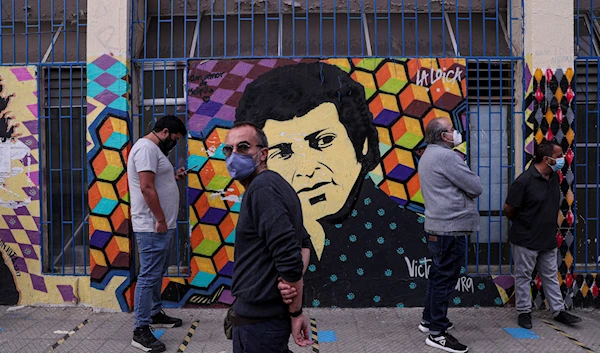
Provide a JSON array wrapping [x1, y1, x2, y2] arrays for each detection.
[[418, 117, 482, 353]]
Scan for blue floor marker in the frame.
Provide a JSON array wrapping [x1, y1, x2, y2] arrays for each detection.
[[152, 329, 166, 339], [318, 330, 337, 343], [504, 328, 540, 339]]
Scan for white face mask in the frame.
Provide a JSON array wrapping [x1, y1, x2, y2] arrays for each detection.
[[443, 130, 463, 147]]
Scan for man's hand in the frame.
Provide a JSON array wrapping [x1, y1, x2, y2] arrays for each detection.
[[175, 167, 187, 181], [291, 314, 313, 347], [156, 219, 167, 233], [278, 277, 298, 304]]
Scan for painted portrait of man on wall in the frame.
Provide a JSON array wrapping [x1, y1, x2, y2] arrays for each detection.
[[234, 62, 429, 307], [178, 58, 504, 309]]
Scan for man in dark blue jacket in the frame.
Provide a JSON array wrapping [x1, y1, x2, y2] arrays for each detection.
[[225, 122, 312, 353]]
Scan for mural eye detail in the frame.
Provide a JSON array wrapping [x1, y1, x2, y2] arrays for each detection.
[[269, 143, 293, 160], [316, 133, 336, 149]]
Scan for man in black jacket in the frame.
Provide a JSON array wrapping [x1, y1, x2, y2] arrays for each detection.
[[225, 122, 312, 353], [504, 140, 581, 329]]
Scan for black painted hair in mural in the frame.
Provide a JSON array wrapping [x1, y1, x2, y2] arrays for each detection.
[[153, 114, 187, 135], [534, 139, 560, 163], [235, 62, 380, 173]]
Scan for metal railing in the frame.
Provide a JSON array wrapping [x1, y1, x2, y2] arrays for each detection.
[[575, 1, 600, 273], [1, 0, 88, 275]]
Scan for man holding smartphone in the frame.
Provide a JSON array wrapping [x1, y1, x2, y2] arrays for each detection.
[[128, 115, 188, 353]]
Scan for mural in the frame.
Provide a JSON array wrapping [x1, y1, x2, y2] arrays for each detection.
[[0, 67, 84, 306], [524, 65, 600, 308], [86, 55, 134, 311], [152, 58, 509, 309]]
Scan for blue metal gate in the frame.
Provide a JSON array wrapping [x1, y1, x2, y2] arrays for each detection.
[[575, 2, 600, 273], [0, 0, 88, 275]]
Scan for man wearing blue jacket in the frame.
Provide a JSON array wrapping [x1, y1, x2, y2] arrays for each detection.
[[418, 117, 482, 353]]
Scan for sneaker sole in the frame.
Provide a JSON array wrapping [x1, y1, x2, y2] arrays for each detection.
[[131, 339, 166, 353], [419, 324, 454, 333], [425, 337, 468, 353], [150, 322, 183, 328]]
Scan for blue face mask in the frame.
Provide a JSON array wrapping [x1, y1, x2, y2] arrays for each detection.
[[550, 157, 565, 172], [226, 152, 260, 180]]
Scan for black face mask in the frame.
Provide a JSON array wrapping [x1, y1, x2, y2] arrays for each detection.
[[154, 131, 177, 156]]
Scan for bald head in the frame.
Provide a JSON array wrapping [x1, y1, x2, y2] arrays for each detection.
[[425, 118, 452, 144]]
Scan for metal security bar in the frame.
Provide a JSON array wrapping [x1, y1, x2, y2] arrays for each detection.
[[575, 1, 600, 273], [131, 0, 524, 276], [0, 0, 86, 64], [132, 1, 520, 60], [467, 60, 516, 275], [1, 0, 88, 275], [39, 64, 89, 275], [131, 60, 190, 276]]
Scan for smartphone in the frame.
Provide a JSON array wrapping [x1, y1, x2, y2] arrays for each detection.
[[179, 165, 199, 175]]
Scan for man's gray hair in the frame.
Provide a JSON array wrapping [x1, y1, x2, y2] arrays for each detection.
[[425, 118, 449, 144], [255, 128, 269, 149], [231, 122, 269, 148]]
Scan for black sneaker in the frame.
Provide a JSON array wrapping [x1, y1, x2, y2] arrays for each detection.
[[151, 310, 183, 328], [426, 332, 469, 353], [554, 311, 582, 326], [132, 325, 166, 352], [418, 321, 455, 333], [518, 313, 532, 329]]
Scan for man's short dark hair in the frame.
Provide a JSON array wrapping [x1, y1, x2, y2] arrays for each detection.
[[231, 122, 269, 148], [153, 115, 187, 135], [235, 62, 379, 173], [534, 139, 561, 163]]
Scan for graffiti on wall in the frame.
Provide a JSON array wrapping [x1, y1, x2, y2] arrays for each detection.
[[524, 65, 600, 308], [87, 55, 134, 311], [0, 67, 83, 306], [148, 58, 510, 309]]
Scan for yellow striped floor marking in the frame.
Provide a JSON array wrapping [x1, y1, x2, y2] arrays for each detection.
[[176, 320, 199, 353], [47, 319, 89, 352], [310, 318, 319, 353], [543, 320, 596, 353]]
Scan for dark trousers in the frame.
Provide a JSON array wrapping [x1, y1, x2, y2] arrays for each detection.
[[422, 234, 466, 335], [232, 317, 291, 353]]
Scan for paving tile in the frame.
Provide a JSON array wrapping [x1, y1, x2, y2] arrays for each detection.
[[51, 338, 107, 353], [0, 337, 31, 352], [22, 339, 57, 353], [2, 306, 600, 353]]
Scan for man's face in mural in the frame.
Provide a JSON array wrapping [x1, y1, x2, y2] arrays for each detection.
[[263, 102, 363, 218]]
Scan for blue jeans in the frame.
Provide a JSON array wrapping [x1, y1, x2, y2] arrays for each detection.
[[422, 234, 466, 335], [134, 230, 174, 329], [232, 318, 291, 353]]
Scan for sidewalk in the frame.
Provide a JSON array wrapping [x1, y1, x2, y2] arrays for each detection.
[[0, 306, 598, 353]]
